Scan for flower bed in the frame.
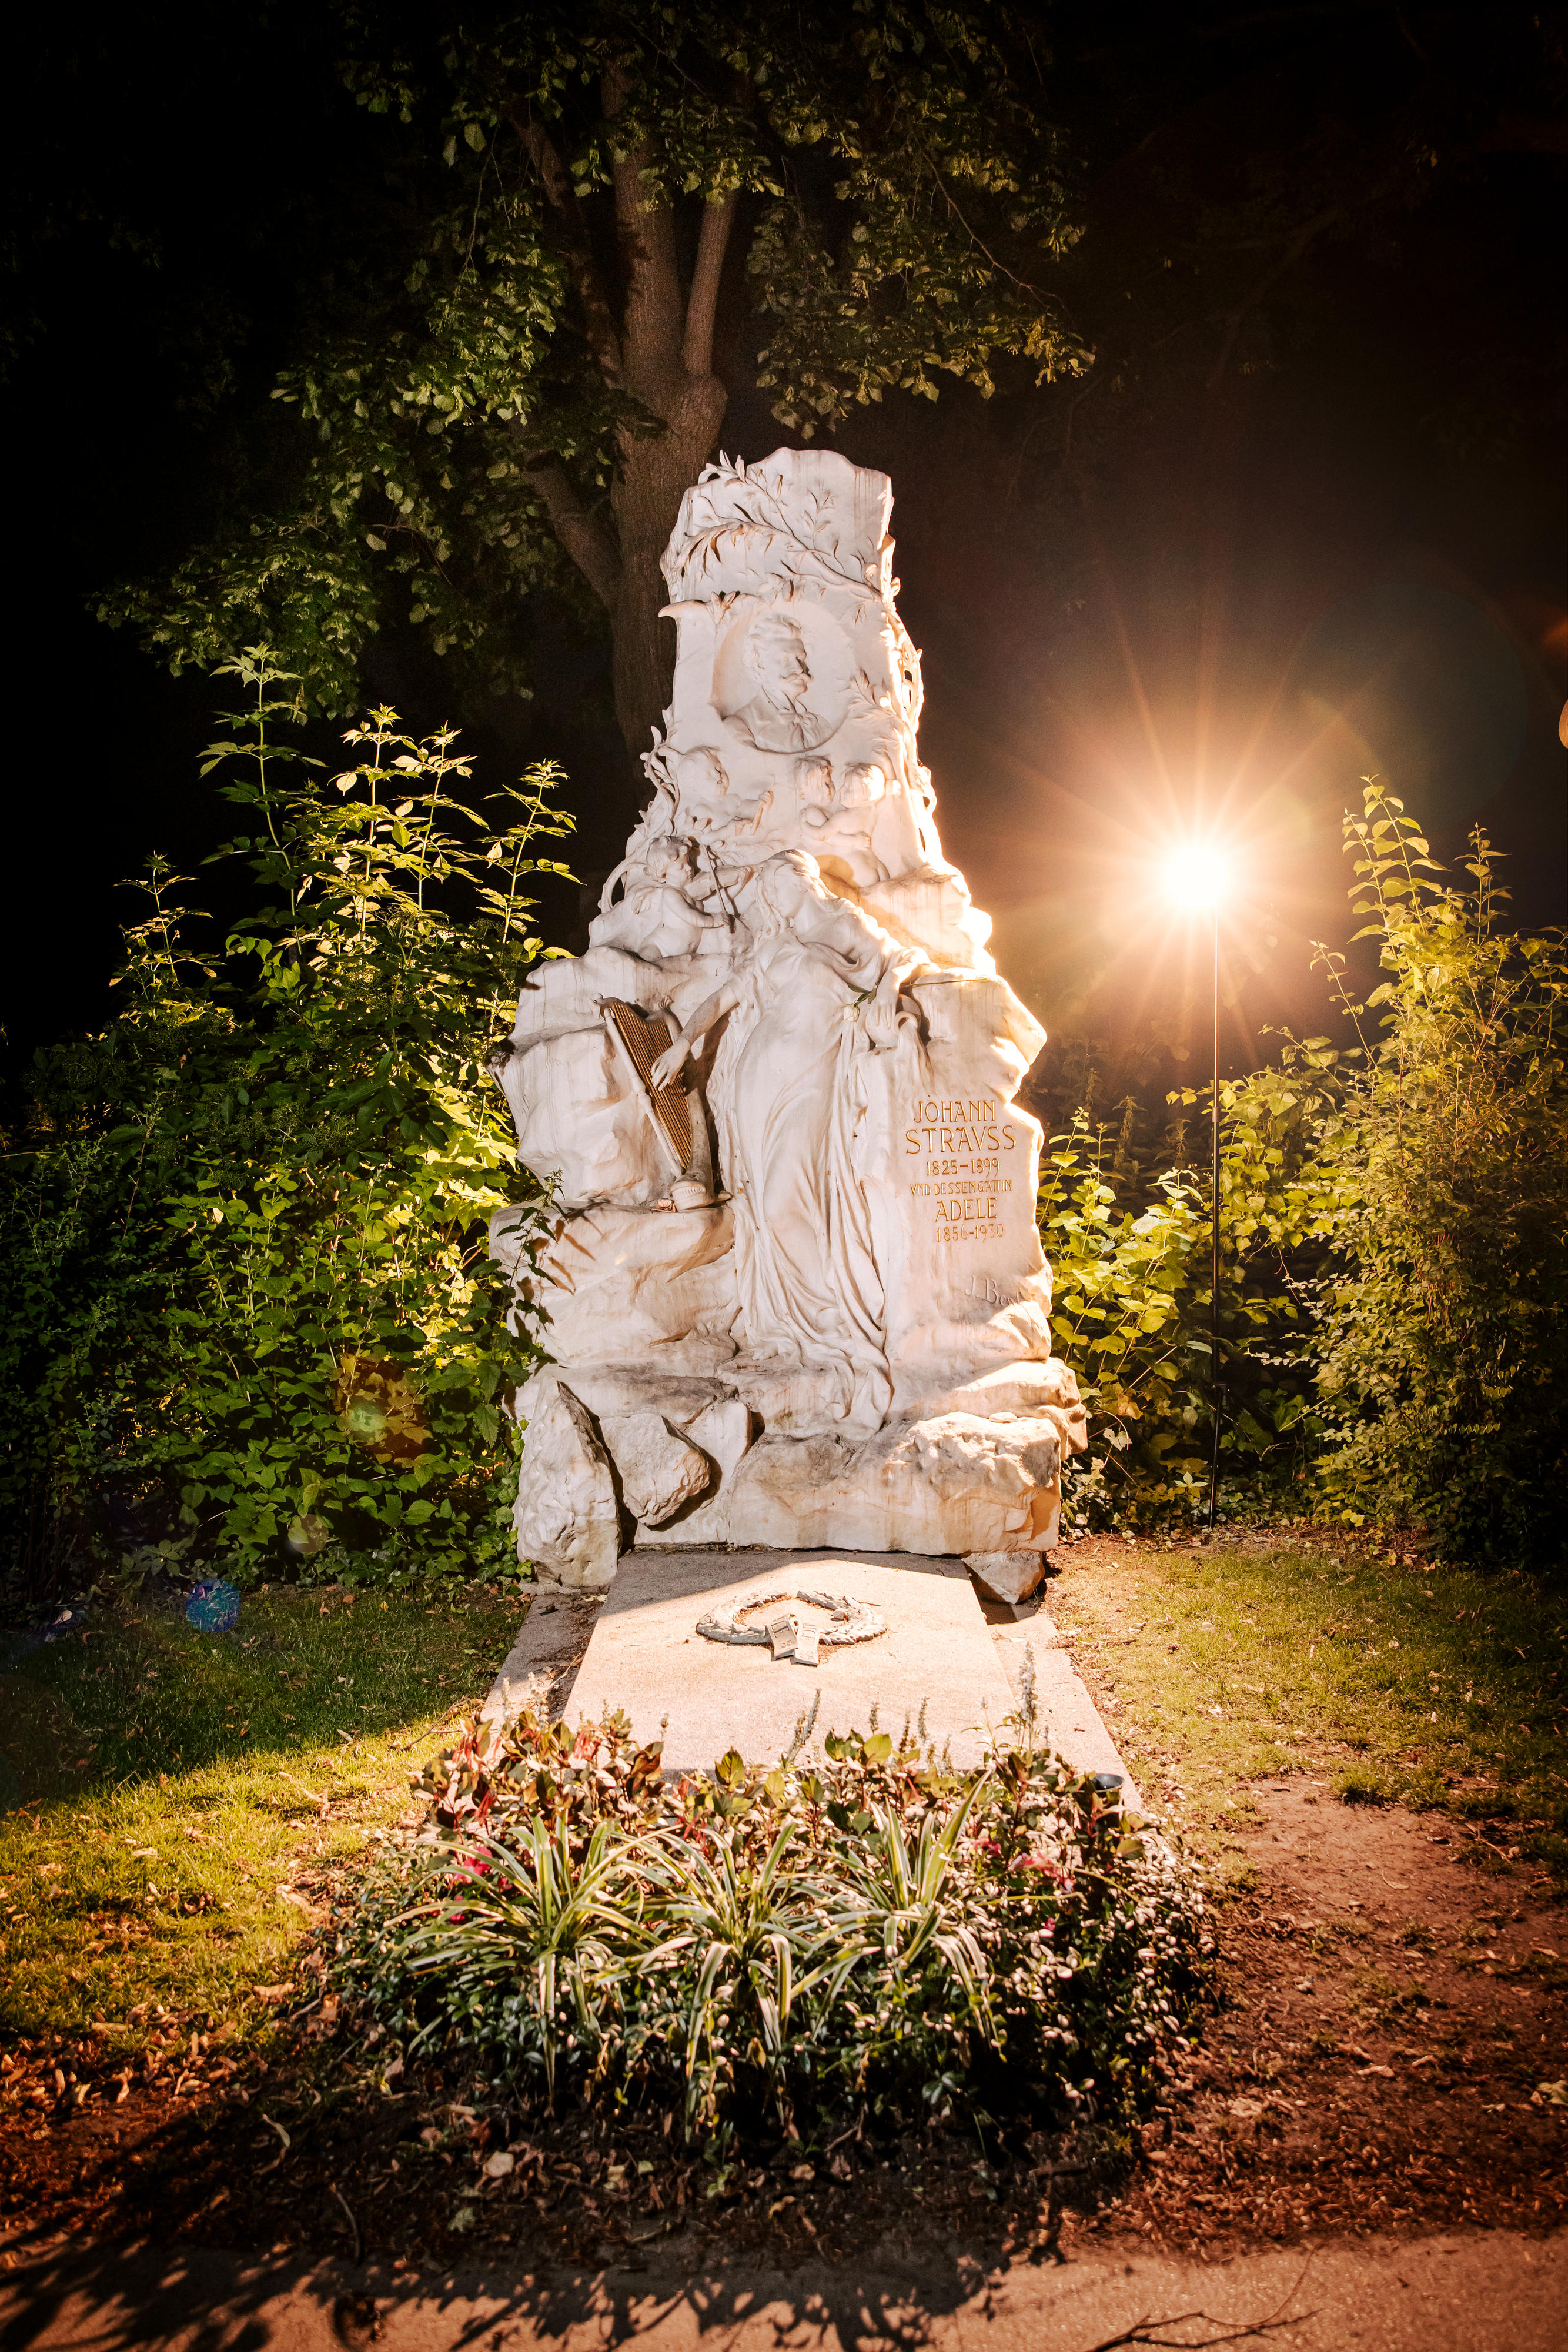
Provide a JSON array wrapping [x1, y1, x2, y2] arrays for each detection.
[[337, 1712, 1206, 2150]]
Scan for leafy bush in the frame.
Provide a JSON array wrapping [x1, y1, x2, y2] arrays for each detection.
[[0, 653, 570, 1598], [1039, 1045, 1347, 1531], [8, 701, 1560, 1599], [337, 1712, 1205, 2147], [1312, 793, 1568, 1562], [1038, 785, 1566, 1565]]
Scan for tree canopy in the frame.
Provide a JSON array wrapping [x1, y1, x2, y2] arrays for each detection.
[[97, 1, 1086, 759]]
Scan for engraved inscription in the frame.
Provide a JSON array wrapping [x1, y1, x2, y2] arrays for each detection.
[[968, 1272, 1031, 1308], [904, 1098, 1015, 1245]]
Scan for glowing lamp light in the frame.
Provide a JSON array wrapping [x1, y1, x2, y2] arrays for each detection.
[[1156, 831, 1238, 1534], [1164, 841, 1231, 912]]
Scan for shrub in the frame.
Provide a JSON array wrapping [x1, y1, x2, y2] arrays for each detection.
[[1039, 1045, 1346, 1531], [0, 652, 570, 1598], [1038, 783, 1566, 1565], [1311, 790, 1568, 1563], [336, 1713, 1206, 2147]]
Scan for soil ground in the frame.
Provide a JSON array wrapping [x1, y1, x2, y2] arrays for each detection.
[[4, 2222, 1566, 2348], [3, 1532, 1564, 2341], [2, 1769, 1562, 2280]]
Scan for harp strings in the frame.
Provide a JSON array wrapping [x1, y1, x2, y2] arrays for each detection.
[[604, 1000, 694, 1168]]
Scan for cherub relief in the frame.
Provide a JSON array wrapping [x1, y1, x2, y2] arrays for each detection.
[[589, 834, 731, 963]]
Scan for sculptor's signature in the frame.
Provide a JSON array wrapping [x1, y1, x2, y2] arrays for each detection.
[[968, 1273, 1028, 1309]]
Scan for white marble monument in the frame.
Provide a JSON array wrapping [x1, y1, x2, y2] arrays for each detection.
[[489, 450, 1086, 1598]]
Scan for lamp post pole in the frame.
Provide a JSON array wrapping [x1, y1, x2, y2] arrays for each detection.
[[1163, 841, 1231, 1532], [1209, 903, 1221, 1532]]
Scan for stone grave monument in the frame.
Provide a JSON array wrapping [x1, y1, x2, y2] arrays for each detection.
[[488, 448, 1087, 1608]]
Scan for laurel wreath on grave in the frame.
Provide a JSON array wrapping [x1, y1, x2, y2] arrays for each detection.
[[696, 1588, 887, 1665]]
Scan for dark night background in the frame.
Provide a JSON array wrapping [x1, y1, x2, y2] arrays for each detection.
[[3, 3, 1563, 1099]]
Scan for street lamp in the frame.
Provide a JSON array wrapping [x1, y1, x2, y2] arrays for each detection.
[[1165, 843, 1231, 1531]]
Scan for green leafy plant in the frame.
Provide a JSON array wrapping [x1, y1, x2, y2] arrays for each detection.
[[1037, 784, 1564, 1564], [338, 1711, 1205, 2148], [1, 652, 571, 1596], [1311, 788, 1568, 1561], [1039, 1044, 1346, 1530]]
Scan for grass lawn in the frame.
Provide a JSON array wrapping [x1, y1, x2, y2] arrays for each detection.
[[1045, 1527, 1568, 1885], [4, 1536, 1566, 2271], [0, 1583, 521, 2052], [4, 1532, 1565, 2064]]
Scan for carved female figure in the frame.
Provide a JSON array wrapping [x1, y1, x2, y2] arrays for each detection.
[[650, 851, 924, 1435]]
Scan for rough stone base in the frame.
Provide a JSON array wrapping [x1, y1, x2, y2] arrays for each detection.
[[633, 1415, 1063, 1559], [964, 1548, 1049, 1605], [511, 1375, 620, 1588], [514, 1358, 1085, 1588]]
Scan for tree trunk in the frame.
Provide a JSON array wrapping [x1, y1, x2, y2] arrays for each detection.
[[513, 78, 740, 778], [609, 372, 727, 770]]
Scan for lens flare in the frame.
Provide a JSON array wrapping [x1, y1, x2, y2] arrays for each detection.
[[1164, 842, 1231, 911]]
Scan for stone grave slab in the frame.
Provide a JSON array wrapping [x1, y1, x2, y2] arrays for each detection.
[[479, 1591, 604, 1730], [563, 1549, 1017, 1775], [989, 1609, 1145, 1809]]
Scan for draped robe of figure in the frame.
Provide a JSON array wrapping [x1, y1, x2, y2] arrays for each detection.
[[703, 856, 919, 1436]]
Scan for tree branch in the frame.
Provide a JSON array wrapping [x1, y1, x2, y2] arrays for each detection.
[[1476, 112, 1568, 155], [682, 189, 740, 379], [523, 457, 622, 611], [508, 104, 624, 387], [1080, 2246, 1319, 2350]]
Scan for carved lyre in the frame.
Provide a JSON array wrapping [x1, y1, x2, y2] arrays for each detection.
[[600, 998, 694, 1184]]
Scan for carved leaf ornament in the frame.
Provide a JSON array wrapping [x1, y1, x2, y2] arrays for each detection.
[[696, 1588, 886, 1647]]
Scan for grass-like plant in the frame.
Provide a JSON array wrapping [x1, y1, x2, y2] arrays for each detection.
[[1044, 1534, 1568, 1890], [337, 1715, 1205, 2151], [0, 1583, 521, 2047]]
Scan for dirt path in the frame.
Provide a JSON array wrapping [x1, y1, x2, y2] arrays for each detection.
[[1081, 1782, 1568, 2256], [4, 2221, 1566, 2348]]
